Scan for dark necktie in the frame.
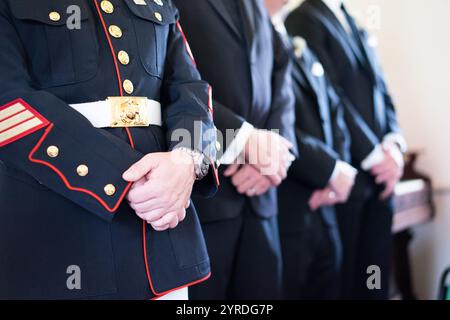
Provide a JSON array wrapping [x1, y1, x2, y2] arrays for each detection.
[[341, 3, 386, 135]]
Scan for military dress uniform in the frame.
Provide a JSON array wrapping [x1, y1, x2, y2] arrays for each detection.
[[0, 0, 219, 299]]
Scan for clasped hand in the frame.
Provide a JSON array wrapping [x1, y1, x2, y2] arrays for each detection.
[[123, 149, 195, 232]]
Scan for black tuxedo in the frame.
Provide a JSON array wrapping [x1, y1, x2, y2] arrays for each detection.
[[278, 41, 349, 299], [173, 0, 296, 299], [286, 0, 400, 299]]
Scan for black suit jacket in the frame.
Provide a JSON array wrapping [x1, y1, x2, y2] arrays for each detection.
[[278, 43, 349, 233], [285, 0, 402, 167], [174, 0, 297, 222]]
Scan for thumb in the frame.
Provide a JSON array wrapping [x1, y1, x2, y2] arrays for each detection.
[[224, 164, 240, 177], [123, 155, 156, 182]]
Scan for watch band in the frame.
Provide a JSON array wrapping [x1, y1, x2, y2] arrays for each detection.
[[176, 147, 210, 180]]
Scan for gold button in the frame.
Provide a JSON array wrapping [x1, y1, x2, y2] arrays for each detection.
[[47, 146, 59, 158], [108, 25, 122, 39], [100, 0, 114, 14], [104, 184, 116, 196], [215, 141, 221, 152], [49, 11, 61, 22], [76, 165, 89, 177], [118, 50, 130, 65], [154, 0, 163, 6], [154, 12, 163, 22], [123, 79, 134, 94]]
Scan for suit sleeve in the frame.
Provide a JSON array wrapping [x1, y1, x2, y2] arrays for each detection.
[[162, 15, 220, 195], [265, 28, 298, 156], [328, 84, 380, 164], [289, 129, 338, 189], [0, 6, 144, 222]]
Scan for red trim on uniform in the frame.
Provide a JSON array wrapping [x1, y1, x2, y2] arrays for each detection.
[[208, 156, 220, 187], [95, 1, 208, 297], [28, 123, 133, 213], [207, 85, 214, 116], [176, 21, 197, 67], [143, 222, 212, 298], [93, 0, 123, 97], [0, 99, 50, 147], [93, 0, 135, 149]]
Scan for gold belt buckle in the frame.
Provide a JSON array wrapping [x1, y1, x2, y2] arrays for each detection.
[[108, 96, 150, 128]]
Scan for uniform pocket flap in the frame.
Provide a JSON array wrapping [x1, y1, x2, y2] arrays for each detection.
[[8, 0, 89, 26], [123, 0, 176, 25]]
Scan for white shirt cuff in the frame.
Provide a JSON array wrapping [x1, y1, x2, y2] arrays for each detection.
[[329, 160, 358, 182], [361, 144, 385, 171], [220, 122, 254, 165], [383, 133, 408, 153]]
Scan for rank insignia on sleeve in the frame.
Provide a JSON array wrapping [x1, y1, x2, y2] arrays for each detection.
[[0, 99, 49, 147]]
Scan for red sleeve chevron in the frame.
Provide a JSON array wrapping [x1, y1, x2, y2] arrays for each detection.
[[0, 99, 49, 147]]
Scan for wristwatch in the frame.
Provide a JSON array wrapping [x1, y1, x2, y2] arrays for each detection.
[[177, 147, 210, 180]]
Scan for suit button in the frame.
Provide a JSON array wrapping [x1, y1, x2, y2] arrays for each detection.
[[104, 184, 116, 196], [154, 0, 163, 6], [49, 11, 61, 22], [118, 50, 130, 65], [100, 0, 114, 14], [123, 79, 134, 94], [47, 146, 59, 158], [108, 25, 122, 39], [154, 12, 163, 22], [76, 165, 89, 177]]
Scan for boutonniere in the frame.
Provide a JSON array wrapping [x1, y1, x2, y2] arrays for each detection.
[[292, 36, 307, 59]]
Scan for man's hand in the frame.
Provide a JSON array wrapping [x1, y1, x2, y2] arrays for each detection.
[[244, 129, 294, 186], [371, 142, 404, 200], [224, 164, 273, 197], [308, 187, 339, 211], [123, 149, 196, 231], [329, 161, 357, 203]]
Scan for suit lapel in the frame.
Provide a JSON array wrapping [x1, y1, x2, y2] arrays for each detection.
[[207, 0, 242, 41], [309, 0, 369, 73]]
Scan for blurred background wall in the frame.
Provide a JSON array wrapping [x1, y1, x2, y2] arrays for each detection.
[[287, 0, 450, 299]]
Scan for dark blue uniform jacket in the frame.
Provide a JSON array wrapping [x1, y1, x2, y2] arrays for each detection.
[[0, 0, 219, 299]]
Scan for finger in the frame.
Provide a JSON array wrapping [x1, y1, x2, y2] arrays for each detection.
[[151, 211, 178, 228], [371, 160, 395, 176], [267, 174, 282, 187], [131, 177, 147, 190], [224, 164, 240, 177], [375, 168, 398, 184], [169, 217, 180, 229], [123, 154, 157, 182], [380, 181, 396, 200], [178, 208, 187, 222], [130, 197, 165, 213], [231, 166, 254, 187], [137, 207, 168, 223], [151, 223, 170, 232], [308, 191, 324, 211], [236, 173, 260, 194], [250, 178, 272, 196], [126, 182, 158, 204]]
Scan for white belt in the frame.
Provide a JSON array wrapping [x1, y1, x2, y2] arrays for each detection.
[[70, 97, 162, 128]]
